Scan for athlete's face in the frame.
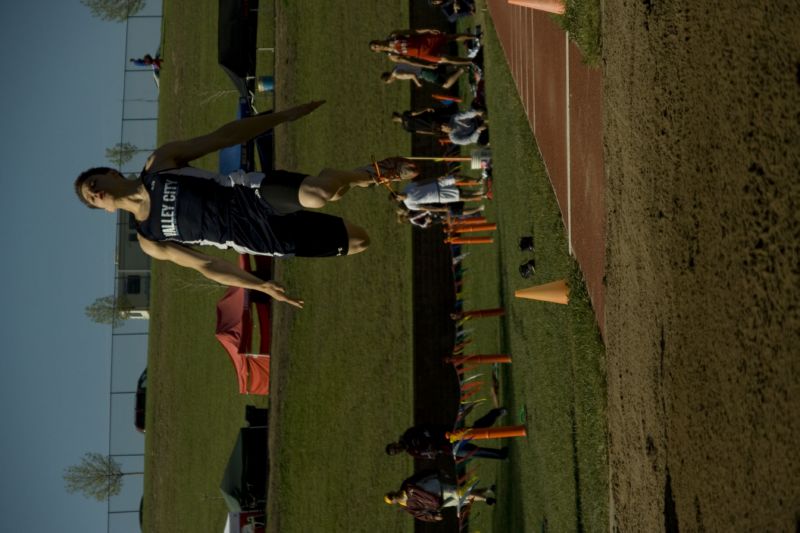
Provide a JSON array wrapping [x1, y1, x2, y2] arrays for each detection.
[[81, 170, 122, 212]]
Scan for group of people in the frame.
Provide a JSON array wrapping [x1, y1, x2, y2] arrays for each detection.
[[371, 11, 491, 232], [375, 12, 506, 523], [385, 79, 490, 230], [74, 4, 504, 526], [383, 408, 508, 522], [372, 26, 481, 91]]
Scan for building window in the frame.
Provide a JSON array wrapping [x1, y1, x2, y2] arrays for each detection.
[[126, 276, 141, 294]]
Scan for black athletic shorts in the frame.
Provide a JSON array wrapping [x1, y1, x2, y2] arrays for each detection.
[[256, 170, 350, 257], [265, 210, 349, 257], [257, 169, 308, 215]]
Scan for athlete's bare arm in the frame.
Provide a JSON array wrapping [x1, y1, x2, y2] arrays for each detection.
[[138, 236, 304, 308], [411, 28, 443, 35], [146, 100, 325, 172], [410, 108, 436, 116]]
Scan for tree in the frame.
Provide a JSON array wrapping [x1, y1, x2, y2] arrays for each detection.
[[63, 453, 139, 501], [85, 295, 134, 327], [81, 0, 146, 22], [105, 142, 139, 168]]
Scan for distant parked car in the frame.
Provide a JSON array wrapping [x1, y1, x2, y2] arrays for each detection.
[[135, 369, 147, 433]]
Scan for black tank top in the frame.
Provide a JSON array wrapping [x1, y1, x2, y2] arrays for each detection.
[[137, 169, 287, 256]]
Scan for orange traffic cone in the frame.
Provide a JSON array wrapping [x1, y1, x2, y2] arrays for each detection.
[[508, 0, 565, 14], [514, 279, 569, 305]]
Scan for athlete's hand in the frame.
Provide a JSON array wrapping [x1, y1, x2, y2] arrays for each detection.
[[283, 100, 326, 122], [260, 281, 304, 309]]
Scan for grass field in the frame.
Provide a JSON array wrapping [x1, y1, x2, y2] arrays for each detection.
[[452, 13, 608, 533], [143, 1, 608, 532]]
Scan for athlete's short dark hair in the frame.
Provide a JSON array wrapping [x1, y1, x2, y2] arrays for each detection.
[[385, 442, 404, 455], [74, 166, 113, 209]]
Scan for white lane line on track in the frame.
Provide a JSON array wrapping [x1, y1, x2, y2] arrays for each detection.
[[529, 8, 535, 127], [566, 31, 573, 256]]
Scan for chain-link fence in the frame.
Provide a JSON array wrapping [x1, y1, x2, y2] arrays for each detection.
[[107, 2, 162, 531]]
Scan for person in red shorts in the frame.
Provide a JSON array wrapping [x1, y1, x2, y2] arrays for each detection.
[[370, 29, 478, 67]]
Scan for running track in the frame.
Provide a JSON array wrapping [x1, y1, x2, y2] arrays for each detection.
[[487, 1, 606, 337]]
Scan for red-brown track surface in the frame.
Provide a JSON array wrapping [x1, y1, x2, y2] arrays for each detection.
[[487, 0, 606, 337]]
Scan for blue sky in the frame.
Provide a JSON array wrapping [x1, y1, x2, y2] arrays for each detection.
[[0, 2, 160, 531]]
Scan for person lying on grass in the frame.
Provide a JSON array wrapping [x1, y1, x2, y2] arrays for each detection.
[[74, 101, 418, 309]]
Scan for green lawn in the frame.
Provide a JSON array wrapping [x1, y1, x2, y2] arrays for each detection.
[[144, 1, 607, 532]]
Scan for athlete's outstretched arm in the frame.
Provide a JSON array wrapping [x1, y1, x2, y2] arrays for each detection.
[[138, 237, 304, 309], [147, 100, 325, 170]]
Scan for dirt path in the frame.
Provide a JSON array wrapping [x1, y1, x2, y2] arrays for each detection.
[[603, 1, 800, 530]]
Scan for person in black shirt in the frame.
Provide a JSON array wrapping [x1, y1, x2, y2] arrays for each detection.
[[386, 409, 509, 460], [74, 101, 418, 308], [391, 107, 454, 136]]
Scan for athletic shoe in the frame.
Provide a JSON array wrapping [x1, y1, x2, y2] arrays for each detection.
[[519, 259, 536, 279], [486, 497, 496, 506], [519, 235, 535, 252]]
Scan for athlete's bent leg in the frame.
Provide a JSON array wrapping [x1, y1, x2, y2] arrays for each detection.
[[441, 67, 466, 89], [437, 55, 474, 66], [298, 170, 371, 208], [297, 160, 419, 208], [344, 221, 370, 255]]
